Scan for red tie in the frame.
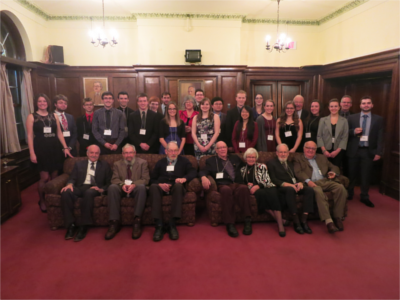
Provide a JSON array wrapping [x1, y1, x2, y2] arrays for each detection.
[[60, 113, 68, 130], [127, 165, 132, 180]]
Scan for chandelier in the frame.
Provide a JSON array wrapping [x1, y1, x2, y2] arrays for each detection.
[[265, 0, 292, 53], [89, 0, 118, 48]]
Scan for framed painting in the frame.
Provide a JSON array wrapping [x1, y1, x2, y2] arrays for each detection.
[[83, 77, 108, 106], [177, 79, 204, 108]]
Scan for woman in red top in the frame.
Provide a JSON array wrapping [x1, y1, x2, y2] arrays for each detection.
[[179, 95, 199, 156], [232, 105, 259, 153]]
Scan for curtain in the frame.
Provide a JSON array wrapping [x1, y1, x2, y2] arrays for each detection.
[[0, 63, 21, 153], [21, 68, 34, 141]]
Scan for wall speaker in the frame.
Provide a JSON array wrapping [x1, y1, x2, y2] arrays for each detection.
[[49, 45, 64, 64], [185, 50, 202, 63]]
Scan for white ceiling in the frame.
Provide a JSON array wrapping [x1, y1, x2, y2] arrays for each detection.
[[27, 0, 356, 20]]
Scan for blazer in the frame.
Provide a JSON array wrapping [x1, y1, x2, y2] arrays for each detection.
[[267, 157, 299, 186], [150, 156, 197, 185], [159, 119, 186, 140], [317, 115, 349, 151], [347, 113, 384, 158], [117, 106, 135, 126], [240, 163, 275, 188], [225, 107, 241, 147], [76, 114, 97, 156], [111, 158, 150, 186], [293, 153, 340, 183], [199, 154, 245, 185], [67, 159, 112, 190], [299, 109, 309, 123], [128, 110, 159, 154]]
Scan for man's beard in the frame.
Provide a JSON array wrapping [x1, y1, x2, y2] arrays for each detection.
[[124, 158, 134, 166], [278, 158, 287, 163]]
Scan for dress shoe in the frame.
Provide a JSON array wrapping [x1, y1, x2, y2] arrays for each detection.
[[65, 224, 77, 240], [243, 219, 252, 235], [74, 226, 88, 242], [105, 221, 121, 240], [293, 223, 304, 234], [153, 226, 165, 242], [283, 219, 291, 226], [132, 219, 142, 240], [279, 230, 286, 237], [226, 224, 239, 238], [168, 225, 179, 240], [301, 222, 312, 234], [326, 222, 339, 234], [334, 218, 344, 231], [361, 199, 375, 208]]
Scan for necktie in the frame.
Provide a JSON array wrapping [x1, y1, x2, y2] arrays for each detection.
[[141, 111, 146, 129], [360, 115, 368, 147], [61, 113, 68, 130], [90, 162, 96, 185], [105, 110, 111, 129], [88, 115, 92, 123], [127, 165, 132, 180], [282, 161, 288, 170]]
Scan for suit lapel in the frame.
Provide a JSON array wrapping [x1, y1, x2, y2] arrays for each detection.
[[325, 117, 332, 137]]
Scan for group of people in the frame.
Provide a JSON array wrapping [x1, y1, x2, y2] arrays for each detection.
[[26, 89, 383, 241]]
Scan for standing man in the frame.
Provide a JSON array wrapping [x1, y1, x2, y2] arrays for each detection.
[[92, 92, 126, 154], [293, 94, 309, 122], [116, 91, 134, 148], [76, 98, 97, 157], [347, 96, 384, 207], [149, 142, 197, 241], [194, 89, 205, 112], [199, 141, 252, 238], [160, 92, 171, 115], [60, 145, 112, 242], [225, 90, 247, 152], [212, 97, 226, 142], [128, 93, 159, 154], [53, 94, 77, 157], [105, 144, 150, 240], [294, 141, 347, 234], [340, 95, 353, 119]]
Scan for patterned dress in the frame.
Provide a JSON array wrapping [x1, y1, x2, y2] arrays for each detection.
[[194, 116, 216, 160]]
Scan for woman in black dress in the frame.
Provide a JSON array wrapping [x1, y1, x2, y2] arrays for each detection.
[[26, 94, 72, 212], [303, 100, 321, 146], [275, 101, 303, 152]]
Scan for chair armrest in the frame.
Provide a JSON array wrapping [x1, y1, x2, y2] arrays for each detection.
[[187, 178, 202, 193], [335, 175, 349, 188], [44, 174, 69, 195]]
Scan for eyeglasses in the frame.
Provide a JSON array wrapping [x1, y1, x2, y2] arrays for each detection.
[[167, 149, 179, 153], [168, 108, 177, 111], [216, 146, 227, 150], [305, 147, 317, 151], [285, 107, 295, 110]]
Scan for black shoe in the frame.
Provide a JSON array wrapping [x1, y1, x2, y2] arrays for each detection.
[[74, 226, 88, 242], [301, 222, 312, 234], [361, 199, 375, 208], [153, 226, 165, 242], [279, 230, 286, 237], [294, 223, 304, 234], [226, 224, 239, 238], [38, 201, 47, 213], [168, 225, 179, 240], [65, 224, 77, 240], [243, 219, 252, 235], [283, 219, 291, 226], [105, 221, 121, 240]]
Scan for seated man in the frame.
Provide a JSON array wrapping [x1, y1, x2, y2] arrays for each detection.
[[149, 142, 197, 241], [60, 145, 112, 242], [267, 144, 315, 234], [105, 144, 150, 240], [293, 141, 347, 234], [199, 141, 252, 238]]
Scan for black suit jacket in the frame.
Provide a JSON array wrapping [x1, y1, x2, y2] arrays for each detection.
[[199, 154, 245, 185], [76, 115, 97, 156], [150, 156, 197, 185], [67, 160, 112, 190], [225, 107, 241, 147], [128, 110, 159, 153], [299, 109, 309, 123], [267, 157, 298, 186], [117, 106, 135, 126], [347, 113, 384, 158]]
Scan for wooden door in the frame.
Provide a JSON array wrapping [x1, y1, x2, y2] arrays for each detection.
[[277, 81, 305, 116]]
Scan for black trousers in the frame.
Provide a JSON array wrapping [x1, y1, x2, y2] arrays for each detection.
[[149, 183, 185, 221], [277, 186, 314, 214], [348, 148, 374, 200], [328, 149, 345, 169], [61, 184, 100, 227]]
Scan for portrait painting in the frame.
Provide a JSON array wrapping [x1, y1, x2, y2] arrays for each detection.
[[83, 77, 108, 106], [178, 80, 204, 108]]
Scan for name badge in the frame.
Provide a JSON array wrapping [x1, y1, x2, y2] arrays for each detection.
[[201, 133, 208, 141], [318, 169, 322, 175], [285, 131, 292, 137], [124, 179, 132, 186], [83, 134, 90, 140], [43, 127, 52, 133], [332, 137, 335, 143], [267, 135, 274, 141], [292, 178, 297, 184], [167, 165, 175, 172], [140, 129, 146, 135], [239, 142, 246, 148], [88, 170, 95, 176], [305, 132, 311, 138], [216, 172, 224, 179], [63, 131, 71, 137], [125, 126, 128, 132], [360, 136, 368, 142], [104, 129, 112, 136]]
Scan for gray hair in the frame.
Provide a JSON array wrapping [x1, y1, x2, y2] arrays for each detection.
[[122, 143, 136, 152], [182, 95, 196, 109], [243, 147, 259, 160], [166, 141, 179, 150], [87, 144, 101, 154], [276, 143, 289, 152]]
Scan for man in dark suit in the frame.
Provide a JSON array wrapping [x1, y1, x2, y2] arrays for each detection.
[[116, 91, 135, 148], [149, 142, 197, 241], [340, 95, 353, 119], [60, 145, 112, 242], [194, 89, 205, 112], [212, 97, 227, 142], [267, 143, 314, 234], [293, 94, 309, 122], [293, 141, 347, 234], [225, 90, 247, 152], [347, 96, 384, 207], [76, 98, 97, 156], [53, 94, 77, 157], [160, 92, 171, 115], [128, 93, 159, 154], [199, 141, 252, 238]]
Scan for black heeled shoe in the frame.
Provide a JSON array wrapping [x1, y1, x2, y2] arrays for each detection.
[[279, 230, 286, 237], [38, 201, 47, 213]]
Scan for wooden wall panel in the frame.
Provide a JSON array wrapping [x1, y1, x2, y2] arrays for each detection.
[[166, 78, 178, 105], [112, 77, 137, 110], [252, 81, 277, 118], [144, 76, 161, 100], [277, 81, 304, 115], [54, 77, 81, 116], [221, 76, 237, 110], [34, 75, 52, 98], [204, 78, 216, 102]]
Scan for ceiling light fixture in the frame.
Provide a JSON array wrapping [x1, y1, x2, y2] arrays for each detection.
[[265, 0, 292, 53], [89, 0, 118, 48]]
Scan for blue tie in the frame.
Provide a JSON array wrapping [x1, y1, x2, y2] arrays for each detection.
[[360, 115, 368, 147]]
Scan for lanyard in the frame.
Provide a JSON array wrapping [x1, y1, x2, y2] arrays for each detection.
[[307, 117, 318, 133], [240, 129, 246, 142], [265, 118, 274, 136], [283, 161, 295, 178], [39, 113, 52, 128], [216, 157, 230, 174]]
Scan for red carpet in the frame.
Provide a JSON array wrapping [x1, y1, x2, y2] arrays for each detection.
[[1, 183, 399, 299]]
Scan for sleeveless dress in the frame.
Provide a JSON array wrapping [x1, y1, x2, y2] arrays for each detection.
[[279, 123, 298, 150], [32, 112, 63, 172], [264, 118, 277, 152], [159, 127, 184, 154], [194, 116, 216, 160]]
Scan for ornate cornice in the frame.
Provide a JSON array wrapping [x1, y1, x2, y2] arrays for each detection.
[[14, 0, 369, 25]]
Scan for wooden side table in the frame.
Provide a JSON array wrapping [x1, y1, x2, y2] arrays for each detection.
[[1, 165, 21, 223]]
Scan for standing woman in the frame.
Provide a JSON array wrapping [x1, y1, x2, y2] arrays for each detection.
[[232, 105, 259, 153], [303, 100, 322, 146], [252, 93, 264, 121], [159, 102, 186, 154], [256, 99, 276, 152], [317, 98, 349, 167], [179, 95, 199, 156], [275, 101, 303, 153], [192, 98, 220, 160], [26, 93, 73, 212]]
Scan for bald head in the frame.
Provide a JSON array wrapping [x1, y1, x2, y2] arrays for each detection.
[[304, 141, 317, 159], [87, 144, 101, 162], [216, 141, 228, 159]]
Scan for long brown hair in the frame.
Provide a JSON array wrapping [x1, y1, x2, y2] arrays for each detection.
[[279, 101, 299, 130], [164, 101, 182, 126], [34, 93, 52, 112], [199, 98, 214, 122]]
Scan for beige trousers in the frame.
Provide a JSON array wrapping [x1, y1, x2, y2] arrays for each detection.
[[313, 179, 347, 221]]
